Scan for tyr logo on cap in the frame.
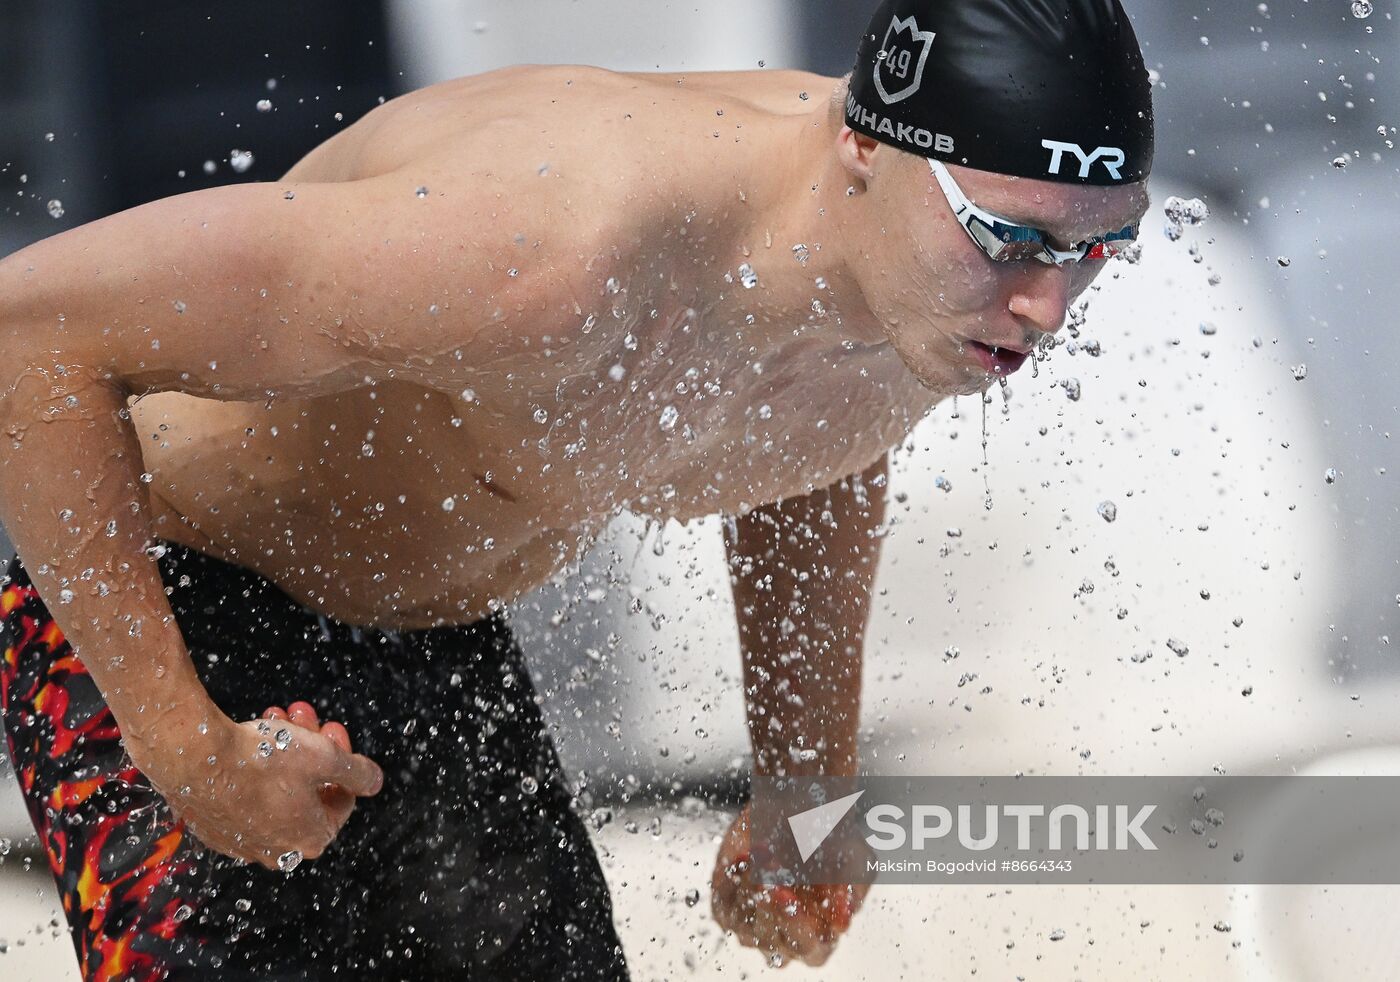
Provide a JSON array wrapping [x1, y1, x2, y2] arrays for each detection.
[[873, 15, 936, 105], [1042, 140, 1127, 181]]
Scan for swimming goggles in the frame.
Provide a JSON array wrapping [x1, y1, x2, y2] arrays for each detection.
[[929, 158, 1137, 266]]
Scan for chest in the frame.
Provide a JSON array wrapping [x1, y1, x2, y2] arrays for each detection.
[[450, 301, 932, 521]]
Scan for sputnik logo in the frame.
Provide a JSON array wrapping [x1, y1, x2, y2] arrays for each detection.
[[786, 791, 865, 862]]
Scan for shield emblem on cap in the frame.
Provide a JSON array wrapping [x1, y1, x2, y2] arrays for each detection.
[[873, 15, 936, 105]]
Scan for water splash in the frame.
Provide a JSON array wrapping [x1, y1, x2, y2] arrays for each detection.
[[1163, 196, 1209, 241]]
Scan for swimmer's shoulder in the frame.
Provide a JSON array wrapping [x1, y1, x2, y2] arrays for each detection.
[[615, 68, 839, 117], [313, 65, 837, 181]]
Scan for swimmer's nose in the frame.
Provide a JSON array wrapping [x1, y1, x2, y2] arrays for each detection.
[[1006, 263, 1073, 336]]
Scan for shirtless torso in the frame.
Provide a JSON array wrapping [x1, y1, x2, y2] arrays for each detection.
[[132, 66, 935, 628]]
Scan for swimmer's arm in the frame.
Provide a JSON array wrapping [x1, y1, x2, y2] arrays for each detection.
[[0, 356, 223, 756], [0, 175, 504, 743], [724, 454, 888, 778]]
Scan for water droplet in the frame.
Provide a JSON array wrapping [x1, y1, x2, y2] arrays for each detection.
[[1062, 378, 1083, 402], [277, 850, 303, 873], [684, 888, 701, 907], [1166, 638, 1190, 657], [203, 160, 218, 175], [1353, 0, 1373, 18], [659, 406, 679, 432], [533, 408, 549, 424], [256, 99, 273, 113], [173, 904, 194, 923], [521, 775, 539, 795], [1292, 363, 1308, 381], [257, 740, 273, 758], [46, 199, 64, 219], [441, 496, 456, 512], [1199, 321, 1217, 336], [1163, 196, 1208, 241], [1324, 467, 1339, 485], [173, 300, 187, 315], [1049, 928, 1066, 941], [792, 244, 810, 265], [274, 728, 291, 751], [934, 475, 953, 493], [1097, 500, 1118, 523], [738, 263, 758, 289], [1277, 256, 1292, 267], [1332, 154, 1350, 169], [58, 588, 75, 605], [229, 150, 254, 174], [608, 363, 626, 382]]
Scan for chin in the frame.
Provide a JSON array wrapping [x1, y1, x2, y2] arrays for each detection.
[[897, 355, 975, 399]]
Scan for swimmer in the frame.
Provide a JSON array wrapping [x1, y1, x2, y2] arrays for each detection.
[[0, 0, 1153, 976]]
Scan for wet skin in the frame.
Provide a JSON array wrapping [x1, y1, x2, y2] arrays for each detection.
[[0, 65, 1147, 965]]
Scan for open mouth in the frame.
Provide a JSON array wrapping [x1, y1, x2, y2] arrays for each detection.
[[964, 340, 1029, 377]]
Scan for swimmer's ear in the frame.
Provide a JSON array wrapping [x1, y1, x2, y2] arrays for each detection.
[[835, 126, 882, 190]]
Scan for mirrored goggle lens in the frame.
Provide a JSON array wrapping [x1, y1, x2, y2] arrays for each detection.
[[1083, 226, 1139, 260], [967, 217, 1047, 262], [1083, 238, 1136, 260]]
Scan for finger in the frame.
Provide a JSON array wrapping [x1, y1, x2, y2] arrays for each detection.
[[288, 701, 320, 729], [827, 886, 854, 933], [752, 915, 801, 967], [759, 893, 827, 964], [320, 749, 384, 797], [321, 785, 357, 826], [321, 721, 352, 753], [263, 706, 290, 721], [777, 915, 831, 966], [711, 860, 752, 933]]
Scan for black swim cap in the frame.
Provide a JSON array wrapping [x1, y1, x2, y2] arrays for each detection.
[[846, 0, 1154, 186]]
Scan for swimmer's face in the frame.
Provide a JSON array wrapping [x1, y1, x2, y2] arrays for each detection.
[[835, 130, 1150, 395]]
